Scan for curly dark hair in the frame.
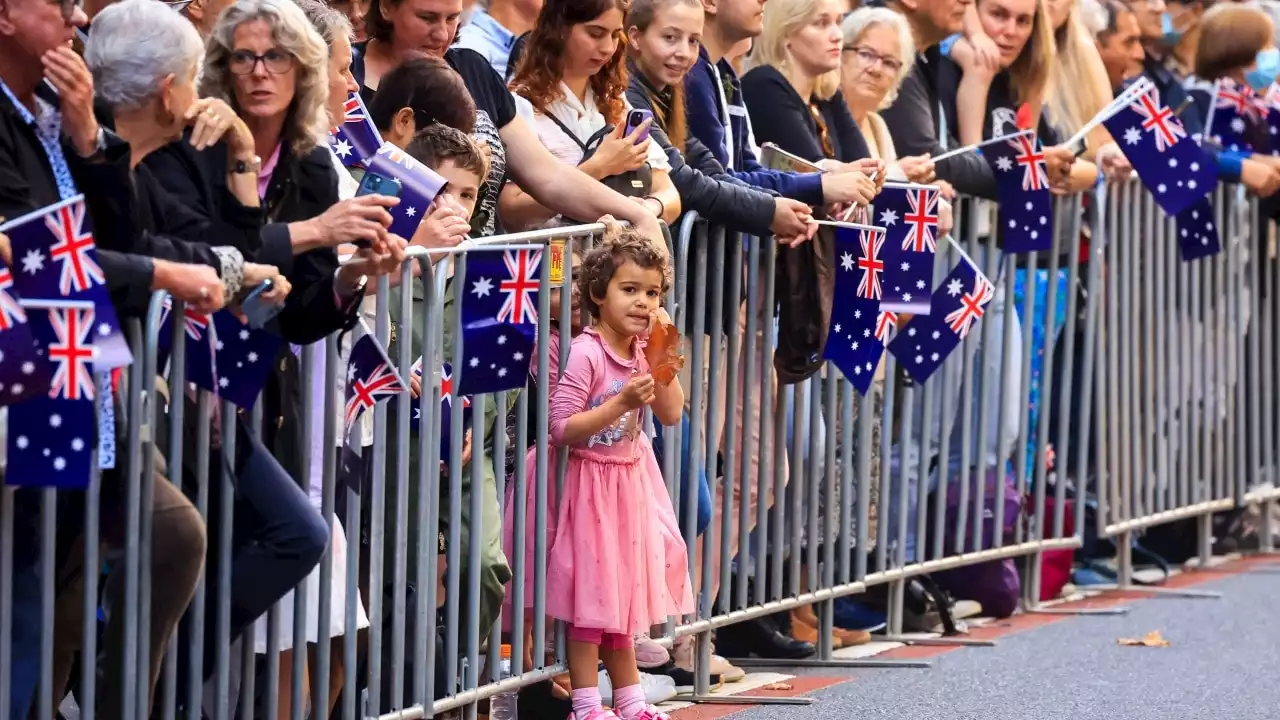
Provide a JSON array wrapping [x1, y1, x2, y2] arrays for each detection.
[[508, 0, 631, 127], [577, 226, 671, 320]]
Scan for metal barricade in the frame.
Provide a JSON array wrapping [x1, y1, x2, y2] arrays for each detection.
[[7, 178, 1280, 720]]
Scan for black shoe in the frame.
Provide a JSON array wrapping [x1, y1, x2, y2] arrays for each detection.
[[715, 616, 816, 660], [654, 660, 722, 687]]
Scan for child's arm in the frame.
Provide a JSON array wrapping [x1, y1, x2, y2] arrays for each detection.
[[649, 374, 684, 428], [549, 344, 637, 446]]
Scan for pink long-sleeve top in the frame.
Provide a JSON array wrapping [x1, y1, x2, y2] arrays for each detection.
[[548, 328, 648, 451]]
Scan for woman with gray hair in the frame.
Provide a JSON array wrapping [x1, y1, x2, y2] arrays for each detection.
[[86, 0, 290, 301], [840, 7, 921, 182]]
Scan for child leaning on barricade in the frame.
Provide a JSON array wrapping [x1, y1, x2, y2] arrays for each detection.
[[369, 124, 519, 688]]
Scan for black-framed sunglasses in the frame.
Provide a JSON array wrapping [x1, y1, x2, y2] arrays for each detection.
[[228, 49, 296, 75]]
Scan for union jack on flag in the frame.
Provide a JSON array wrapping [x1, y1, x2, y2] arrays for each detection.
[[874, 183, 940, 314], [405, 357, 474, 462], [498, 249, 541, 324], [458, 247, 541, 394], [1102, 79, 1215, 216], [46, 201, 105, 295], [344, 331, 406, 437], [875, 311, 898, 341], [888, 253, 995, 384], [156, 298, 220, 395], [0, 267, 24, 331], [46, 304, 99, 401], [982, 129, 1054, 253], [0, 195, 131, 370], [1208, 79, 1271, 154], [854, 227, 886, 300], [825, 223, 893, 395], [328, 91, 383, 167]]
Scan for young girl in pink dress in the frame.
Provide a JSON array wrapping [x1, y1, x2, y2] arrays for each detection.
[[549, 231, 694, 720]]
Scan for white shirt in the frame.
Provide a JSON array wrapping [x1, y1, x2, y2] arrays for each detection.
[[514, 83, 670, 171]]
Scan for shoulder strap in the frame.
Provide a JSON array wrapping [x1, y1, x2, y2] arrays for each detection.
[[541, 111, 590, 153]]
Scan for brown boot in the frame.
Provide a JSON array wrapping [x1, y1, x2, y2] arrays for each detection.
[[794, 605, 872, 647], [789, 608, 846, 648]]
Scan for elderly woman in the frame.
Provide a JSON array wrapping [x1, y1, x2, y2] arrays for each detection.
[[78, 0, 299, 715]]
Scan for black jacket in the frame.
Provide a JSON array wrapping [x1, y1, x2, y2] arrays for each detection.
[[741, 64, 869, 164], [879, 47, 997, 200], [626, 69, 778, 237], [0, 82, 157, 317], [142, 138, 361, 478]]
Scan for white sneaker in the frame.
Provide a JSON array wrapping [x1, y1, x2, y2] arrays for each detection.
[[598, 670, 678, 706]]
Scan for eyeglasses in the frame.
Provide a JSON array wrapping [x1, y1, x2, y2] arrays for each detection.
[[844, 46, 903, 74], [228, 49, 296, 75]]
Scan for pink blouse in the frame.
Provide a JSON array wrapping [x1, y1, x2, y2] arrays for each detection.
[[548, 328, 649, 453]]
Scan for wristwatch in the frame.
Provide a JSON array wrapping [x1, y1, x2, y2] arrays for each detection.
[[335, 267, 368, 304], [79, 127, 107, 161], [231, 155, 262, 175]]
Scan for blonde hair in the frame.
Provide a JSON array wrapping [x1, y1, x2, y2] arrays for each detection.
[[840, 7, 915, 108], [745, 0, 840, 100], [1047, 1, 1115, 136], [1003, 0, 1056, 106], [201, 0, 332, 157]]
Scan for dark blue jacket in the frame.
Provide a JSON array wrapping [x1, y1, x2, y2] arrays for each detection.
[[683, 45, 825, 206]]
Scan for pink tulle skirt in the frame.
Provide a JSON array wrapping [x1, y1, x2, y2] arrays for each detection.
[[503, 437, 693, 635]]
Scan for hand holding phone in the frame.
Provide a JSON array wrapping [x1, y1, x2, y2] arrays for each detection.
[[623, 108, 654, 145], [240, 279, 285, 329]]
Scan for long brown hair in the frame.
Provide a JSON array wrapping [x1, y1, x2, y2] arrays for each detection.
[[509, 0, 631, 126], [628, 0, 696, 151]]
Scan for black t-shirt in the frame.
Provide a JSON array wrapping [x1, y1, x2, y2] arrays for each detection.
[[351, 43, 515, 235]]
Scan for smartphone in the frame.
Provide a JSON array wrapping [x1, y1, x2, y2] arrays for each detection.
[[623, 108, 653, 144], [241, 279, 283, 329], [357, 170, 403, 200]]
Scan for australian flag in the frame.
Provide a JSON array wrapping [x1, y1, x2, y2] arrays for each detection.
[[0, 264, 51, 406], [1208, 79, 1270, 154], [824, 224, 897, 395], [887, 254, 995, 384], [211, 311, 281, 408], [364, 143, 446, 240], [1174, 195, 1221, 261], [407, 357, 472, 462], [1102, 81, 1215, 216], [6, 302, 100, 488], [874, 183, 940, 314], [344, 332, 407, 439], [329, 90, 383, 168], [983, 130, 1054, 253], [156, 298, 218, 393], [0, 195, 131, 370], [458, 248, 541, 395]]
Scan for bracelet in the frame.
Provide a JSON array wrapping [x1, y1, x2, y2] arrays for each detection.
[[643, 195, 665, 218]]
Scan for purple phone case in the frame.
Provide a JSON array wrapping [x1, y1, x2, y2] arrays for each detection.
[[625, 109, 652, 144]]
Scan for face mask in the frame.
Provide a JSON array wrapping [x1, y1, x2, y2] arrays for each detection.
[[1247, 47, 1280, 92], [1160, 12, 1182, 46]]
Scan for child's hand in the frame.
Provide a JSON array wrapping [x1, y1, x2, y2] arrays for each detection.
[[409, 373, 422, 399], [618, 374, 656, 409]]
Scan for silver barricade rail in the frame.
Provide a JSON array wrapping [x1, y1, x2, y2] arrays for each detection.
[[4, 178, 1280, 720]]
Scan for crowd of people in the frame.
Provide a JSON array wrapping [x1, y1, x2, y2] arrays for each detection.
[[0, 0, 1276, 715]]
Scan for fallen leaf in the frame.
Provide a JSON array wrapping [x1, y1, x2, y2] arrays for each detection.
[[762, 682, 793, 691], [643, 317, 685, 385], [1117, 630, 1171, 647]]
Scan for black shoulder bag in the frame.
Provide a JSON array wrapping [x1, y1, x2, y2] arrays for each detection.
[[540, 111, 652, 198]]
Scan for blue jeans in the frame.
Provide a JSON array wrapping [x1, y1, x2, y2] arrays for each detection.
[[8, 537, 41, 720], [192, 426, 328, 680]]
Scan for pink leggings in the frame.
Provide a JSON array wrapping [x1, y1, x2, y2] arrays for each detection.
[[568, 626, 634, 650]]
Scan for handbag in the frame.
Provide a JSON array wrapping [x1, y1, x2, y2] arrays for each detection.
[[541, 111, 652, 198]]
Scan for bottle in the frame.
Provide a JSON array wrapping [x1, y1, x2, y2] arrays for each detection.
[[490, 644, 518, 720]]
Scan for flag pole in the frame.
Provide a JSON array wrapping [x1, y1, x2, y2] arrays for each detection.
[[931, 129, 1035, 164]]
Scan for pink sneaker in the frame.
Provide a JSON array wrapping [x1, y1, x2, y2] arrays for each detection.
[[629, 707, 672, 720], [573, 708, 622, 720]]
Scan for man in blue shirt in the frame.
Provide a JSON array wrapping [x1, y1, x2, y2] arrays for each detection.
[[454, 0, 540, 79]]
